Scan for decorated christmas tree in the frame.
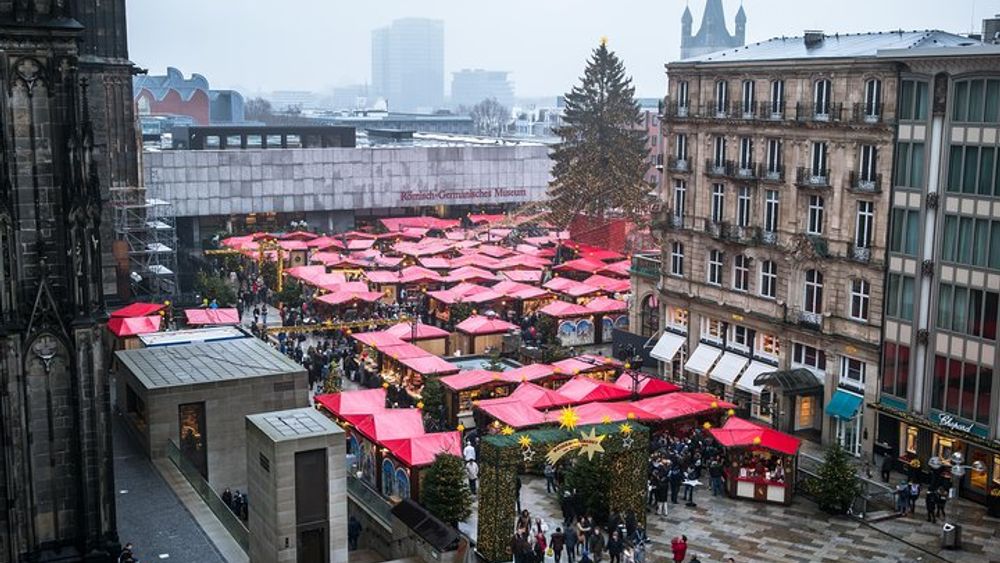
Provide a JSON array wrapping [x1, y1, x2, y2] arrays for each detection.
[[420, 453, 473, 526], [810, 442, 862, 514], [548, 39, 652, 227]]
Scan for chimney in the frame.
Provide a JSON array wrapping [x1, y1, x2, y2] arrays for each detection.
[[804, 30, 825, 48], [983, 14, 1000, 44]]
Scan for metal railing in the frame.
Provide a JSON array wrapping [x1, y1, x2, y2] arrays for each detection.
[[758, 101, 786, 120], [851, 245, 872, 263], [347, 475, 393, 528], [795, 167, 831, 188], [758, 163, 785, 182], [795, 102, 844, 122], [849, 171, 882, 193], [761, 230, 778, 245], [166, 440, 249, 552], [703, 218, 726, 239], [705, 158, 734, 178], [667, 156, 690, 172], [798, 310, 824, 329], [851, 102, 883, 124]]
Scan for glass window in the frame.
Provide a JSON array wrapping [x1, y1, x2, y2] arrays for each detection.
[[739, 137, 754, 169], [714, 136, 726, 166], [759, 332, 781, 357], [733, 255, 749, 292], [899, 79, 929, 121], [986, 79, 1000, 122], [815, 79, 832, 116], [764, 190, 779, 233], [737, 186, 751, 227], [793, 342, 826, 372], [808, 195, 824, 235], [975, 218, 990, 266], [804, 269, 823, 314], [670, 242, 684, 277], [895, 142, 925, 188], [881, 341, 910, 399], [942, 215, 957, 262], [889, 208, 919, 256], [958, 217, 974, 264], [937, 283, 953, 330], [906, 425, 919, 455], [969, 79, 985, 122], [711, 184, 725, 223], [840, 356, 866, 390], [856, 201, 874, 248], [901, 276, 915, 321], [850, 279, 870, 321], [708, 249, 723, 286], [980, 147, 996, 196], [673, 179, 686, 218], [715, 80, 728, 114], [991, 222, 1000, 268], [948, 146, 963, 192], [953, 80, 969, 122], [759, 260, 777, 299], [640, 294, 660, 338]]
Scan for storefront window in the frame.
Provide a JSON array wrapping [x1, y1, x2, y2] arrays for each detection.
[[668, 307, 689, 332], [905, 425, 919, 455], [758, 332, 780, 358], [969, 449, 989, 491], [932, 434, 959, 461], [702, 318, 724, 343], [993, 455, 1000, 486], [640, 295, 659, 337], [798, 396, 815, 429]]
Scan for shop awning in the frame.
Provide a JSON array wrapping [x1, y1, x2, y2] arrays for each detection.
[[709, 352, 749, 386], [502, 363, 555, 383], [439, 370, 503, 391], [504, 382, 573, 409], [110, 302, 165, 318], [315, 389, 387, 421], [398, 355, 460, 376], [650, 331, 685, 362], [352, 409, 426, 442], [825, 390, 864, 419], [107, 315, 162, 337], [684, 344, 723, 376], [383, 322, 450, 341], [633, 392, 736, 421], [475, 400, 548, 429], [454, 315, 517, 336], [754, 368, 824, 395], [735, 361, 777, 395]]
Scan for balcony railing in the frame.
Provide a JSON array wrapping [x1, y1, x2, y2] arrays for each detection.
[[738, 102, 757, 119], [849, 171, 882, 193], [664, 101, 691, 118], [795, 167, 831, 188], [667, 156, 690, 172], [761, 230, 778, 245], [758, 163, 785, 182], [851, 102, 883, 124], [726, 224, 761, 245], [703, 218, 726, 238], [735, 162, 757, 179], [631, 254, 661, 280], [795, 102, 844, 123], [758, 101, 786, 120], [707, 100, 732, 118], [705, 158, 732, 177], [670, 213, 685, 228], [798, 310, 823, 329], [851, 245, 872, 263]]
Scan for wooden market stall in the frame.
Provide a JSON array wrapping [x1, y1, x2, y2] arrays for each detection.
[[379, 431, 463, 500], [427, 284, 503, 326], [183, 308, 240, 326], [382, 321, 451, 356], [633, 392, 737, 436], [348, 409, 426, 494], [709, 417, 801, 505], [454, 315, 518, 355], [538, 301, 595, 347], [107, 302, 166, 351], [314, 388, 387, 426], [549, 355, 624, 385]]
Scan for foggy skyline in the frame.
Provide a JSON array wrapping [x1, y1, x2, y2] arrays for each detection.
[[127, 0, 996, 100]]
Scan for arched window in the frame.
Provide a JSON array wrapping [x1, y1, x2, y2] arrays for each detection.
[[640, 294, 660, 337], [814, 79, 832, 117], [804, 269, 824, 314], [864, 78, 882, 120]]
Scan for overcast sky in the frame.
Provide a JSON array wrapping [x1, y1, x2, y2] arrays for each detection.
[[127, 0, 997, 99]]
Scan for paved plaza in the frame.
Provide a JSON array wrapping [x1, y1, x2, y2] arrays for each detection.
[[468, 475, 1000, 563]]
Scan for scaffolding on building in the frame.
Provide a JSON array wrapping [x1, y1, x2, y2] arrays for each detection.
[[110, 186, 178, 300]]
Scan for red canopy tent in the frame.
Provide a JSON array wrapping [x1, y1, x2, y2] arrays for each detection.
[[709, 417, 801, 456], [110, 302, 165, 318], [445, 266, 499, 284], [315, 389, 387, 423], [398, 355, 460, 376], [539, 301, 591, 318], [614, 372, 681, 397], [380, 217, 461, 231], [316, 291, 384, 306], [503, 382, 573, 409], [580, 248, 624, 262], [554, 401, 657, 425], [554, 258, 607, 275], [352, 410, 426, 442], [599, 260, 632, 278], [502, 363, 555, 384], [475, 400, 547, 429], [633, 392, 737, 421], [419, 257, 452, 270], [476, 245, 515, 258], [351, 331, 406, 348], [383, 322, 450, 341], [585, 297, 628, 314], [439, 370, 503, 391], [380, 431, 462, 467], [455, 315, 517, 336], [501, 270, 544, 284], [279, 230, 318, 241], [184, 308, 240, 326], [582, 275, 632, 293], [551, 355, 623, 376], [468, 214, 505, 225], [450, 254, 502, 270], [490, 281, 550, 301], [379, 342, 436, 361], [556, 376, 633, 403], [107, 315, 162, 337]]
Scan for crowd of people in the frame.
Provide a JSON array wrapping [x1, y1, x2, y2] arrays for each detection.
[[221, 487, 249, 522]]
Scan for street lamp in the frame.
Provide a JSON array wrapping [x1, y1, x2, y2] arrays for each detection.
[[927, 452, 986, 550]]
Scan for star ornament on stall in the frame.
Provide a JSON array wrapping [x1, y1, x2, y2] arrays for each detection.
[[558, 407, 580, 431], [522, 447, 535, 463], [600, 415, 613, 424], [501, 425, 515, 436], [578, 428, 607, 460], [517, 434, 533, 448]]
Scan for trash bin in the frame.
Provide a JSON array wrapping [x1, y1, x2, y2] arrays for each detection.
[[941, 523, 962, 549]]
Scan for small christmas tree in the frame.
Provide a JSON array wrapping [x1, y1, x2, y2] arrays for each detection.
[[484, 347, 506, 372], [322, 365, 343, 394], [420, 379, 445, 429], [420, 453, 473, 527], [809, 442, 862, 514]]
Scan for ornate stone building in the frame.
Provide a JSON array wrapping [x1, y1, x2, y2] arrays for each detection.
[[680, 0, 745, 61], [645, 30, 972, 454], [0, 1, 135, 560]]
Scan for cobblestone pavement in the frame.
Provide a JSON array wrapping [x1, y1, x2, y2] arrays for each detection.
[[472, 475, 1000, 563]]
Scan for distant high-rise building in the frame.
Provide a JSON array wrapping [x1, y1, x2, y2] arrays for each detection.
[[451, 69, 515, 109], [680, 0, 746, 60], [372, 18, 445, 112]]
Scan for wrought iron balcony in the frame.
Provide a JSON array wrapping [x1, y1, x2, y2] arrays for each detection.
[[703, 218, 726, 239], [664, 101, 691, 119], [735, 162, 757, 180], [758, 163, 785, 183], [725, 224, 761, 245], [705, 158, 733, 178], [738, 103, 757, 120], [849, 171, 882, 193], [667, 156, 690, 172], [670, 213, 685, 229], [761, 230, 778, 246], [851, 102, 883, 124], [707, 100, 732, 119], [798, 310, 823, 330], [851, 245, 872, 263], [795, 102, 844, 123], [795, 167, 831, 189], [757, 101, 786, 120]]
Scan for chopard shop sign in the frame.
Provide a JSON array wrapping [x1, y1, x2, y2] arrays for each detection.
[[932, 411, 987, 438], [399, 188, 528, 203]]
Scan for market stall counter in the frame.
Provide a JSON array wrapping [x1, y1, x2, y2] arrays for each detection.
[[709, 417, 801, 505]]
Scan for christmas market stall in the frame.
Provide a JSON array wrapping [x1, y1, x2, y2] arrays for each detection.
[[633, 392, 736, 436], [584, 297, 630, 342], [184, 308, 240, 327], [472, 398, 548, 431], [107, 302, 166, 350], [613, 372, 682, 398], [555, 376, 633, 404], [349, 409, 426, 493], [379, 431, 463, 500], [383, 321, 451, 356], [542, 277, 603, 304], [427, 284, 504, 326], [489, 281, 554, 318], [709, 417, 801, 505], [454, 315, 518, 355], [538, 301, 595, 347], [440, 370, 509, 425], [314, 388, 387, 427], [549, 355, 624, 385]]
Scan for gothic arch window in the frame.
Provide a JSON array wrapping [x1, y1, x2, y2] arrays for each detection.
[[137, 94, 151, 115], [640, 294, 660, 337]]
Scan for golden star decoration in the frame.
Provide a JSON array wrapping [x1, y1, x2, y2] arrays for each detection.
[[600, 415, 613, 424], [558, 407, 580, 430], [517, 435, 533, 448], [578, 428, 607, 460], [600, 35, 609, 46], [618, 423, 633, 435], [501, 425, 515, 436]]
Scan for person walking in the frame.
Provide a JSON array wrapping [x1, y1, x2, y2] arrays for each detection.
[[925, 488, 938, 523], [894, 480, 909, 515], [544, 462, 557, 494], [533, 530, 547, 563], [588, 526, 605, 563], [221, 487, 232, 509], [551, 527, 566, 563], [708, 459, 724, 497], [907, 481, 921, 515], [607, 531, 624, 563], [936, 487, 948, 519], [654, 477, 670, 516], [669, 464, 682, 504], [465, 459, 479, 495], [670, 536, 687, 563], [880, 455, 893, 483], [348, 515, 362, 550], [564, 521, 578, 563]]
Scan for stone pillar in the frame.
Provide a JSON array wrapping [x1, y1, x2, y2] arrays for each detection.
[[246, 408, 347, 563]]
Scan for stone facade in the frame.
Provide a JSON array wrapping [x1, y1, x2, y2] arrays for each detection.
[[653, 46, 898, 452], [246, 409, 347, 563]]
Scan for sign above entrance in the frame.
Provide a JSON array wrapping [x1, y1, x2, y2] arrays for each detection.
[[399, 188, 528, 204], [931, 411, 988, 438]]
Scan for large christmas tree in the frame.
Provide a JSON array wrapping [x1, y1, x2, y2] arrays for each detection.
[[548, 39, 652, 227]]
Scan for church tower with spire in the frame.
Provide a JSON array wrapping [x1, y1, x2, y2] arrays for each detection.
[[680, 0, 747, 60], [0, 1, 135, 560]]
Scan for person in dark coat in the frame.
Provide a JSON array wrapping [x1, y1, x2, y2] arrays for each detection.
[[348, 515, 362, 550], [669, 465, 683, 504], [551, 527, 566, 563], [607, 531, 624, 563], [880, 455, 893, 483], [925, 489, 938, 523], [564, 522, 578, 563], [654, 478, 671, 516]]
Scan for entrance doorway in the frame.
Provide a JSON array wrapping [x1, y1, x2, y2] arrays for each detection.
[[178, 402, 207, 479]]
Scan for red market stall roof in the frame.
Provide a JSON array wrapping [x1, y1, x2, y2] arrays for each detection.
[[505, 382, 573, 409], [279, 230, 318, 241], [553, 401, 656, 425], [552, 355, 623, 375], [221, 235, 253, 248], [316, 290, 384, 306], [311, 253, 371, 268], [709, 417, 801, 456], [398, 355, 461, 376], [393, 240, 455, 258], [284, 265, 327, 283], [107, 315, 162, 337], [496, 254, 550, 270], [504, 363, 556, 383], [309, 273, 351, 292], [439, 369, 504, 391], [554, 258, 607, 275], [585, 297, 628, 314], [614, 373, 681, 397], [306, 235, 338, 249], [315, 389, 387, 421], [381, 431, 463, 467], [381, 217, 461, 231], [353, 409, 426, 443], [478, 228, 513, 240], [455, 315, 518, 336], [583, 275, 632, 294], [184, 308, 240, 326], [599, 260, 632, 278], [468, 214, 505, 225], [427, 285, 501, 306], [450, 253, 502, 270], [475, 400, 547, 429], [501, 270, 544, 284], [384, 322, 450, 341], [556, 376, 633, 403], [419, 257, 452, 270], [490, 281, 550, 301], [380, 342, 436, 361], [580, 248, 625, 262], [351, 331, 407, 349], [365, 270, 403, 285], [542, 278, 602, 298], [398, 266, 444, 284], [110, 302, 165, 318], [539, 301, 592, 318], [445, 266, 499, 283], [277, 240, 310, 251], [373, 255, 404, 268], [633, 392, 737, 422], [476, 245, 515, 258]]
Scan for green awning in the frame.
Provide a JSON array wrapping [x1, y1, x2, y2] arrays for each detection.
[[825, 390, 863, 419]]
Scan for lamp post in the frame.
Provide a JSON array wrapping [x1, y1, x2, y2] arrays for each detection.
[[928, 452, 986, 549]]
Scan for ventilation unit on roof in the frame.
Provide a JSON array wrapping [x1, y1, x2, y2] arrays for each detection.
[[804, 30, 825, 48]]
